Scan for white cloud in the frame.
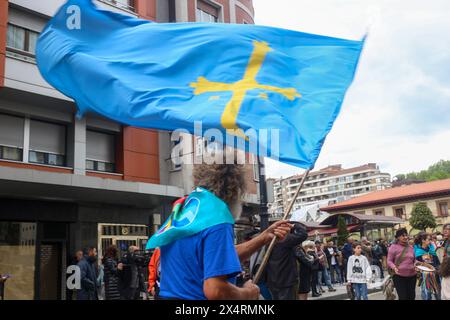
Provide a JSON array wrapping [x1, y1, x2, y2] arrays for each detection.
[[254, 0, 450, 178]]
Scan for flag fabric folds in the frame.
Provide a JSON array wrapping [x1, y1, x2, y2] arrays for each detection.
[[37, 0, 365, 169]]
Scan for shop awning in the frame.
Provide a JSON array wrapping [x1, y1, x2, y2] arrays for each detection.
[[308, 224, 360, 237]]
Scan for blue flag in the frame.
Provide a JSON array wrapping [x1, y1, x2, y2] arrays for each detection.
[[146, 187, 235, 249], [37, 0, 365, 169]]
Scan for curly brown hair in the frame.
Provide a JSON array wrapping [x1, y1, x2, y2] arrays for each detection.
[[193, 163, 246, 207]]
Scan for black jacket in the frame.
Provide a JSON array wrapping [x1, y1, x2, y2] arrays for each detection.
[[103, 257, 121, 300], [266, 230, 307, 288], [324, 246, 339, 267]]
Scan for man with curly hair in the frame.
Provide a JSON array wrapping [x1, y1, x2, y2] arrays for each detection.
[[147, 156, 292, 300]]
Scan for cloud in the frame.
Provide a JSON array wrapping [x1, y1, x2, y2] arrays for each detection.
[[254, 0, 450, 178]]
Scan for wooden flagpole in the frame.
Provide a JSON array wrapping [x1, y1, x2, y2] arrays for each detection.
[[253, 168, 312, 284]]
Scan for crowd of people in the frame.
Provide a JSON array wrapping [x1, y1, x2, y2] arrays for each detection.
[[67, 245, 160, 300], [65, 156, 450, 301], [259, 223, 450, 300], [68, 223, 450, 301]]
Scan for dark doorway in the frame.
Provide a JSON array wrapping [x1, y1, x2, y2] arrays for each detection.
[[39, 242, 62, 300]]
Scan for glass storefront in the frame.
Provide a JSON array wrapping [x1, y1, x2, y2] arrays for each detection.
[[0, 222, 37, 300]]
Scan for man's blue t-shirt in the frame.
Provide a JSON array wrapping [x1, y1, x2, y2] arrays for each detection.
[[159, 223, 242, 300]]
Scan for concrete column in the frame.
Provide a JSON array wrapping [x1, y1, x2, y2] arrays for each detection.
[[229, 0, 237, 23], [73, 116, 86, 175], [23, 117, 30, 163], [175, 0, 189, 22]]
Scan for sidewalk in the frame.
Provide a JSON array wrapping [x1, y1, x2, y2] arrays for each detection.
[[309, 283, 383, 300]]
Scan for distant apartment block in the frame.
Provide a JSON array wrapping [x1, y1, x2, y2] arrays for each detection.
[[268, 163, 392, 218]]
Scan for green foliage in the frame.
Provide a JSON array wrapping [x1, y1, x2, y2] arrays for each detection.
[[409, 202, 437, 231], [396, 160, 450, 182], [337, 215, 349, 246]]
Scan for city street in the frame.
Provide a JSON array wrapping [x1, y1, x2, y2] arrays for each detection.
[[310, 283, 424, 300]]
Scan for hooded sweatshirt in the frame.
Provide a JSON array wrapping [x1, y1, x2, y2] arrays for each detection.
[[346, 255, 372, 284]]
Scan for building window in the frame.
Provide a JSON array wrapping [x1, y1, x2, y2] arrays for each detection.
[[373, 209, 385, 216], [6, 24, 39, 57], [0, 113, 24, 161], [394, 207, 405, 219], [104, 0, 135, 11], [196, 0, 219, 22], [86, 130, 116, 173], [438, 201, 449, 217], [170, 132, 183, 171], [29, 120, 66, 166]]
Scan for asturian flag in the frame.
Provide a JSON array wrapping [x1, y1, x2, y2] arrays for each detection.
[[36, 0, 365, 169]]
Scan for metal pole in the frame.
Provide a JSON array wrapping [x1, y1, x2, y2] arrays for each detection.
[[257, 156, 269, 231], [253, 168, 311, 284]]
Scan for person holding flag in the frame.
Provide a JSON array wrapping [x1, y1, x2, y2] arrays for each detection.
[[146, 154, 293, 300], [36, 0, 365, 300]]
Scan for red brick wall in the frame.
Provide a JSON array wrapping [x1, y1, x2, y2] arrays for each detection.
[[135, 0, 157, 21], [188, 0, 196, 22], [122, 127, 160, 184], [0, 0, 8, 87], [214, 0, 230, 23], [236, 5, 254, 24], [237, 0, 254, 17]]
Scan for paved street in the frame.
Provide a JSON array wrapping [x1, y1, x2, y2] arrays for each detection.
[[310, 283, 424, 300]]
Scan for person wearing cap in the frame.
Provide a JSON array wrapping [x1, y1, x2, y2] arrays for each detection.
[[387, 228, 417, 300]]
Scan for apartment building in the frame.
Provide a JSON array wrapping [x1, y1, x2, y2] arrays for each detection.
[[321, 178, 450, 239], [269, 163, 392, 218], [0, 0, 258, 300]]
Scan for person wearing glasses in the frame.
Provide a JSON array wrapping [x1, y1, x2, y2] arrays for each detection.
[[387, 228, 417, 300]]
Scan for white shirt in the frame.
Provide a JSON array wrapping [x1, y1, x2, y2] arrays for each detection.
[[328, 247, 337, 265], [346, 255, 372, 284]]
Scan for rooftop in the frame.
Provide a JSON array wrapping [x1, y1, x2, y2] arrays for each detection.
[[321, 178, 450, 212]]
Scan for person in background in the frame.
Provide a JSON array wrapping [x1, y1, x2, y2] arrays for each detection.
[[325, 241, 342, 285], [77, 247, 98, 300], [148, 247, 161, 299], [380, 239, 389, 270], [342, 237, 354, 281], [266, 222, 308, 300], [315, 241, 336, 293], [308, 242, 322, 297], [443, 224, 450, 258], [97, 259, 105, 300], [66, 250, 84, 300], [372, 240, 384, 279], [347, 242, 372, 300], [337, 250, 346, 284], [102, 245, 121, 300], [436, 234, 444, 249], [414, 232, 440, 300], [119, 245, 144, 300], [249, 240, 272, 300], [439, 256, 450, 300], [361, 237, 374, 265], [296, 240, 315, 300], [387, 228, 417, 300]]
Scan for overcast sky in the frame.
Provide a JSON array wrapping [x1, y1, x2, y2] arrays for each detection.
[[253, 0, 450, 179]]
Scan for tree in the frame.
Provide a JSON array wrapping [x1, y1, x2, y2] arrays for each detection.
[[409, 202, 436, 231], [397, 160, 450, 182], [337, 215, 349, 246]]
